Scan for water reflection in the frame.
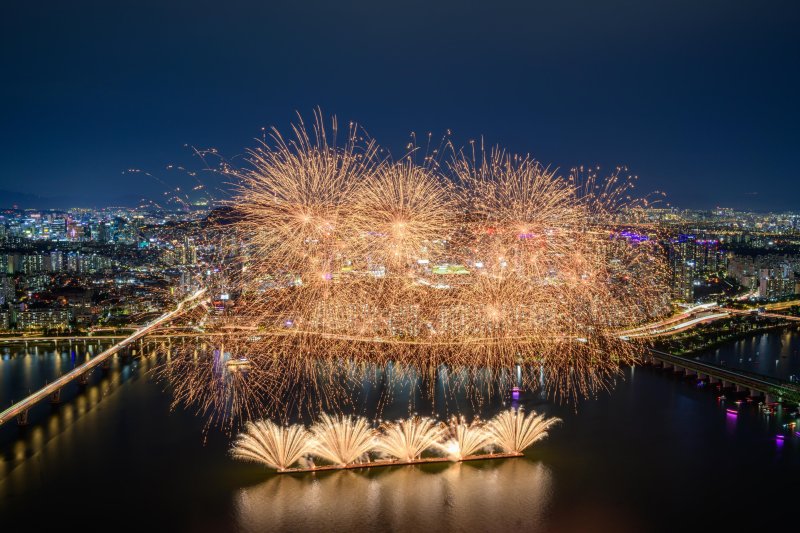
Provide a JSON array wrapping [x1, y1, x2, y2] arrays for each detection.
[[701, 328, 800, 380], [0, 344, 153, 497], [235, 459, 552, 532]]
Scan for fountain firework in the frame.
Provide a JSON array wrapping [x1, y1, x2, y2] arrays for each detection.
[[308, 413, 377, 467], [374, 416, 446, 462], [231, 420, 310, 471], [230, 409, 559, 473], [486, 409, 562, 454], [442, 417, 492, 461]]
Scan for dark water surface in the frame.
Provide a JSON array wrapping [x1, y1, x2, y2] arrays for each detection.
[[1, 339, 798, 532], [696, 326, 800, 380]]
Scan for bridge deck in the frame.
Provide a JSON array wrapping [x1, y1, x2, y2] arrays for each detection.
[[648, 349, 800, 403]]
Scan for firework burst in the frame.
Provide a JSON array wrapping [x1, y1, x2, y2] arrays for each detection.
[[156, 112, 671, 429], [349, 158, 455, 271]]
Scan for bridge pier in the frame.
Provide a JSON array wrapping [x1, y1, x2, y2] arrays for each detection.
[[647, 351, 798, 408], [16, 409, 29, 426], [49, 389, 62, 404], [78, 372, 89, 386]]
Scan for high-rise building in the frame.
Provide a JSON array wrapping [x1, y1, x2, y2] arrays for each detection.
[[696, 239, 725, 274], [727, 254, 758, 290], [15, 308, 72, 330], [0, 274, 14, 305], [668, 235, 698, 302], [758, 265, 796, 300], [50, 217, 67, 240], [67, 221, 82, 241], [48, 250, 64, 271], [21, 254, 46, 274], [66, 252, 80, 272], [98, 222, 110, 243], [183, 236, 197, 265]]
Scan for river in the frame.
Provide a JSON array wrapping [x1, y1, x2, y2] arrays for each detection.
[[0, 336, 798, 532], [696, 326, 800, 381]]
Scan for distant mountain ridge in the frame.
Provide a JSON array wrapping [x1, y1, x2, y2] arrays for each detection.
[[0, 189, 143, 209]]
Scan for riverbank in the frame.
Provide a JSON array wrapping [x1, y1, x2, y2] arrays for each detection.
[[654, 315, 799, 355]]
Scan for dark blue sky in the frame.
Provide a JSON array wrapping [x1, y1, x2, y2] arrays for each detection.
[[2, 0, 798, 210]]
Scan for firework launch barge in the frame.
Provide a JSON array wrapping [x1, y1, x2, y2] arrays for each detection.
[[276, 451, 525, 474]]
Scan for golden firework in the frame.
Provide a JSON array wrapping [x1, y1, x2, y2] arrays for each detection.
[[156, 112, 671, 428]]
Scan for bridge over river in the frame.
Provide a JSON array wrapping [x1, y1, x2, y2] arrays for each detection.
[[646, 349, 800, 405], [0, 289, 208, 427]]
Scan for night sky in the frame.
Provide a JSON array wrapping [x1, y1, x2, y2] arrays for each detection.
[[2, 1, 798, 210]]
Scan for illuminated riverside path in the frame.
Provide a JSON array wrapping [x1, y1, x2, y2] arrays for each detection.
[[723, 308, 800, 322], [619, 303, 730, 339], [0, 289, 208, 427], [2, 302, 797, 346], [621, 304, 800, 404], [0, 328, 208, 344], [620, 303, 800, 403], [620, 304, 800, 340]]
